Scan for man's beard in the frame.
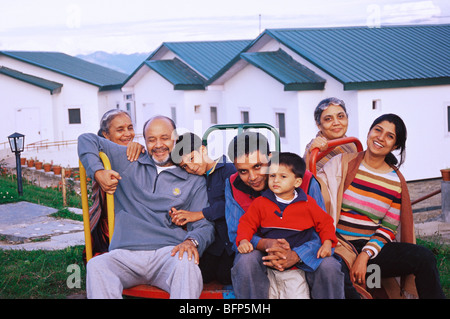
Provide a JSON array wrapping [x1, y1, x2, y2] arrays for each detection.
[[151, 147, 172, 166], [153, 154, 171, 166]]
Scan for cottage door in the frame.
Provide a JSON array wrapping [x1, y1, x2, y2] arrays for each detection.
[[15, 107, 41, 144]]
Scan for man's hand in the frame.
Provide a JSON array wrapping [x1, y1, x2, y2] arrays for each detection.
[[94, 169, 121, 194], [171, 240, 200, 264], [260, 239, 300, 271]]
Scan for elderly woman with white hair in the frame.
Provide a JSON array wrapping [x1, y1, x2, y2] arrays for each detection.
[[303, 97, 358, 172]]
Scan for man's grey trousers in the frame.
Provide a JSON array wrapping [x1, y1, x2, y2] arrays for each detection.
[[86, 246, 202, 299]]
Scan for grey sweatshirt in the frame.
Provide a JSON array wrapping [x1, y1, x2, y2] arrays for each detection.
[[78, 133, 214, 255]]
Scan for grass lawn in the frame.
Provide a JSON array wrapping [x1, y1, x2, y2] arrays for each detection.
[[0, 172, 83, 209], [0, 246, 86, 298], [0, 174, 86, 298]]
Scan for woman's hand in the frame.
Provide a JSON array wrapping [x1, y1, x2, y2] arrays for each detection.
[[310, 136, 329, 153], [350, 252, 370, 286], [126, 142, 145, 162]]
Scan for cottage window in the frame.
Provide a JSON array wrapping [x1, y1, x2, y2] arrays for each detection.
[[372, 99, 381, 110], [171, 106, 177, 124], [210, 106, 218, 124], [194, 105, 201, 113], [447, 106, 450, 132], [68, 108, 81, 124], [241, 111, 250, 124], [276, 112, 286, 138]]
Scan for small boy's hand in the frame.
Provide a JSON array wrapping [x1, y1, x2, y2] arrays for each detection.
[[238, 239, 253, 254], [169, 207, 203, 226], [317, 240, 332, 258]]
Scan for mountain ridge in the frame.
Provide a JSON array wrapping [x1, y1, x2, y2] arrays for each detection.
[[76, 51, 149, 75]]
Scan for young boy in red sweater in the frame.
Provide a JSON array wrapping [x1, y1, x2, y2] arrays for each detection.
[[237, 152, 338, 298]]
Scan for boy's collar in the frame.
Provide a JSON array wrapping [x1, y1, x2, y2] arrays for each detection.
[[262, 187, 307, 204]]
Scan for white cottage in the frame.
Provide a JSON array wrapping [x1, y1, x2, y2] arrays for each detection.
[[121, 40, 251, 138], [123, 25, 449, 181], [0, 51, 129, 166], [208, 24, 450, 181]]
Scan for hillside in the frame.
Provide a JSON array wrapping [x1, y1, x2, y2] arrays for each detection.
[[76, 51, 149, 75]]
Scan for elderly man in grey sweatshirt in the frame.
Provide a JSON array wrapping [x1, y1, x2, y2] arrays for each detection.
[[78, 116, 214, 299]]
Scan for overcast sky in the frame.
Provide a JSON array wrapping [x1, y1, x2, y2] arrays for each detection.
[[0, 0, 449, 55]]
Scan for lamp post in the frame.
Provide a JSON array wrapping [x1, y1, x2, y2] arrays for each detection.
[[8, 132, 25, 196]]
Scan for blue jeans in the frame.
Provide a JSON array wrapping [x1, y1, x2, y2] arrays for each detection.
[[305, 256, 345, 299], [231, 250, 345, 299], [231, 250, 269, 299]]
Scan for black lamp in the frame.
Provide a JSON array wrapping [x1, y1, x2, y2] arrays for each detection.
[[8, 132, 25, 196]]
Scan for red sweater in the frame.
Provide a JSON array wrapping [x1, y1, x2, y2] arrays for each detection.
[[236, 189, 337, 248]]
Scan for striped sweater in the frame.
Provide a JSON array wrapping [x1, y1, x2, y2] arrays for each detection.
[[336, 163, 401, 257]]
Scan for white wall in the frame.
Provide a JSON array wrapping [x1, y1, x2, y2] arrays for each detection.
[[0, 74, 54, 145], [0, 56, 122, 141], [220, 63, 299, 155], [356, 85, 450, 181], [133, 67, 184, 136], [249, 38, 361, 155], [0, 56, 126, 168]]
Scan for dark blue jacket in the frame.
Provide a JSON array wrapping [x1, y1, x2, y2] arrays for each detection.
[[202, 155, 236, 256]]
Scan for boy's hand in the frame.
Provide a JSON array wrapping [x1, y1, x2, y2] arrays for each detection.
[[169, 207, 203, 226], [317, 240, 332, 258], [238, 239, 253, 254]]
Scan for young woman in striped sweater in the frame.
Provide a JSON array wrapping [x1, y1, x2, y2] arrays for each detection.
[[318, 113, 445, 299]]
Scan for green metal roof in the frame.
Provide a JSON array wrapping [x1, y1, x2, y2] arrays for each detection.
[[264, 24, 450, 90], [0, 51, 129, 90], [240, 49, 325, 91], [0, 66, 63, 94], [150, 40, 252, 80], [145, 58, 206, 90]]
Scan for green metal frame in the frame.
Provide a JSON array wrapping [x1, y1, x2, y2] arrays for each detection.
[[202, 123, 281, 152]]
